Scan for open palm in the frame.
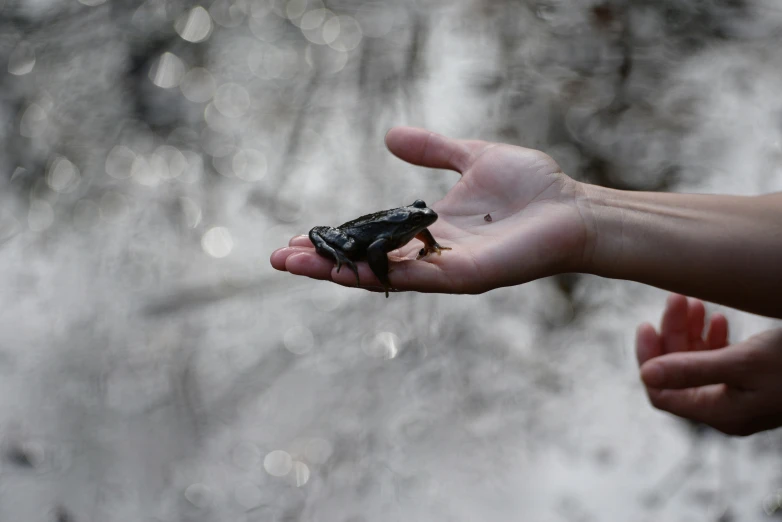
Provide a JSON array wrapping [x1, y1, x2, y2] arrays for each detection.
[[270, 127, 588, 295]]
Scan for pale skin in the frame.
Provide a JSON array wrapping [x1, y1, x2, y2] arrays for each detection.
[[271, 127, 782, 436]]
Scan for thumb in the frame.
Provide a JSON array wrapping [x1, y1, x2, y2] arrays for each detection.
[[385, 127, 473, 173], [640, 344, 751, 389]]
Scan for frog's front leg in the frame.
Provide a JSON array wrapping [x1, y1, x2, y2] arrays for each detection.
[[367, 238, 391, 298], [309, 226, 360, 286], [415, 228, 452, 259]]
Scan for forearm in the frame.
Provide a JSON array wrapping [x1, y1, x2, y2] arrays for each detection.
[[578, 185, 782, 319]]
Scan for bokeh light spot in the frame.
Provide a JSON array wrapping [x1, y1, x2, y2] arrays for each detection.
[[283, 325, 314, 355], [184, 483, 213, 508], [202, 227, 234, 258], [175, 6, 213, 43], [289, 461, 310, 487], [180, 151, 204, 184], [204, 103, 235, 134], [300, 8, 326, 30], [285, 0, 307, 21], [212, 146, 240, 177], [106, 145, 136, 179], [130, 155, 160, 186], [329, 16, 362, 52], [233, 149, 267, 182], [263, 46, 299, 79], [180, 67, 216, 103], [47, 156, 80, 193], [99, 191, 129, 223], [19, 103, 47, 138], [209, 0, 247, 28], [321, 15, 340, 44], [153, 145, 187, 179], [8, 43, 35, 76], [362, 331, 400, 359], [149, 52, 185, 89], [214, 83, 251, 118], [263, 449, 292, 476], [304, 438, 332, 464], [305, 45, 348, 75], [301, 9, 333, 45]]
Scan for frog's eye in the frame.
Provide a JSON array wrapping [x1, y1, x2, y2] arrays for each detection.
[[411, 200, 427, 209]]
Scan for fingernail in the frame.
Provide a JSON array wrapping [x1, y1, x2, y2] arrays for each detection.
[[642, 364, 665, 388]]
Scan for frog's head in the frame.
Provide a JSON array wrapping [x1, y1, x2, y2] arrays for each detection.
[[380, 200, 438, 244]]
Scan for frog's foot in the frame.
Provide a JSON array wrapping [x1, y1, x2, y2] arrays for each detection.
[[416, 243, 452, 259], [415, 229, 452, 259]]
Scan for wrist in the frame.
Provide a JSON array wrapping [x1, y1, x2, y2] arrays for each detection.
[[571, 182, 619, 276]]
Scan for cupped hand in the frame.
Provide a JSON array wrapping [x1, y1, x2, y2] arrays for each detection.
[[270, 127, 589, 294], [637, 294, 782, 436]]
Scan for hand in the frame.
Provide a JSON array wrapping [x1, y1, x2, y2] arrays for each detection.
[[270, 127, 589, 294], [637, 294, 782, 436]]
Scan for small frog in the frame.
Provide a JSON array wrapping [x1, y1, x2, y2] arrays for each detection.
[[309, 200, 451, 297]]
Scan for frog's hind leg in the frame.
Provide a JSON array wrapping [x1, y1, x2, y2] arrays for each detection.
[[309, 227, 360, 287]]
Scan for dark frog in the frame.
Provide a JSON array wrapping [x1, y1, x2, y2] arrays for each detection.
[[309, 200, 451, 297]]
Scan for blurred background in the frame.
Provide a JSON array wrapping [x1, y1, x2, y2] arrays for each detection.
[[1, 0, 782, 520]]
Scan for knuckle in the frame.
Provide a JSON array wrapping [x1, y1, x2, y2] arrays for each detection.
[[646, 389, 667, 410]]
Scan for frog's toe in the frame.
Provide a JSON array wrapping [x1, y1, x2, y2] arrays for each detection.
[[347, 262, 360, 287], [417, 244, 451, 259]]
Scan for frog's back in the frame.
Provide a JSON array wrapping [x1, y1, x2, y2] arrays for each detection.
[[338, 214, 394, 251], [337, 210, 389, 229]]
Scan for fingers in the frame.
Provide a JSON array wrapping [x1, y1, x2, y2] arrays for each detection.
[[705, 313, 729, 349], [687, 298, 705, 343], [289, 235, 313, 247], [270, 245, 462, 294], [644, 385, 736, 428], [660, 294, 690, 353], [384, 127, 477, 173], [640, 346, 749, 389], [636, 323, 663, 366], [271, 246, 311, 271], [272, 249, 335, 279]]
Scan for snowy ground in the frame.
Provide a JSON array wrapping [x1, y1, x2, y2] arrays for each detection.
[[0, 1, 781, 520]]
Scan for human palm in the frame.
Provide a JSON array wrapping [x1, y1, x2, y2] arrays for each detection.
[[637, 294, 782, 436], [270, 127, 588, 294]]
